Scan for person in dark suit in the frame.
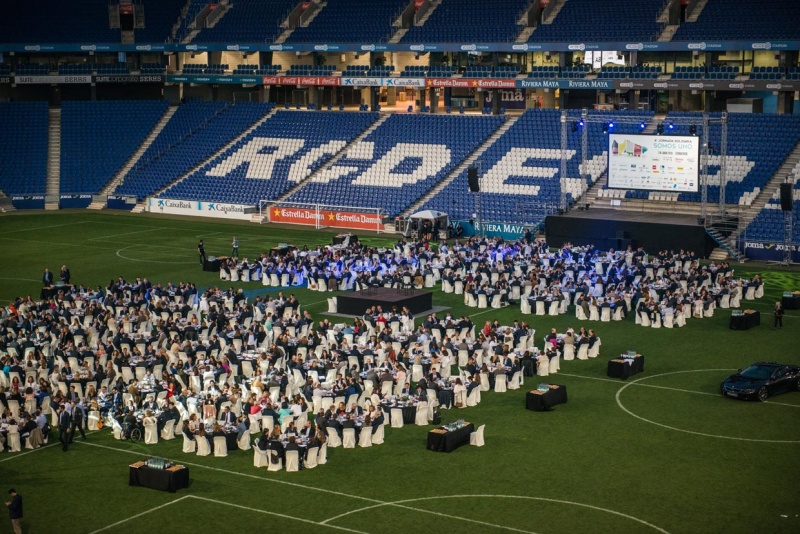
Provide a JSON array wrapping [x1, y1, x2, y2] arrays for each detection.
[[42, 268, 54, 287], [57, 404, 71, 451], [220, 406, 236, 426], [70, 401, 86, 441], [5, 488, 22, 534], [774, 301, 784, 328], [197, 240, 206, 266]]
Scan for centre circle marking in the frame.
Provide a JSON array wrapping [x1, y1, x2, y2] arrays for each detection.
[[615, 369, 800, 443], [321, 494, 670, 533], [115, 245, 196, 264]]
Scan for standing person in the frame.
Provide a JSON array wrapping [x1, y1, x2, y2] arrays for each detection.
[[70, 400, 87, 441], [198, 240, 206, 266], [42, 268, 53, 287], [5, 489, 22, 534], [231, 236, 239, 258], [57, 404, 71, 452], [774, 301, 784, 328]]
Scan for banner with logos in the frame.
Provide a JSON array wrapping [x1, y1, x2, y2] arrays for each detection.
[[269, 206, 382, 231], [3, 40, 800, 54], [147, 198, 253, 220], [10, 195, 45, 210], [94, 74, 164, 83], [452, 220, 528, 240], [426, 78, 517, 89], [740, 241, 800, 263], [59, 194, 92, 209], [15, 75, 91, 84], [261, 75, 340, 86], [166, 74, 262, 85]]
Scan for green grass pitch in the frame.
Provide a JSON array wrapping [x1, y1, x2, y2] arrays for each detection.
[[0, 210, 798, 534]]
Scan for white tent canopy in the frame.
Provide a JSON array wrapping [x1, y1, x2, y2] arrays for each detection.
[[404, 210, 449, 237], [408, 210, 448, 223]]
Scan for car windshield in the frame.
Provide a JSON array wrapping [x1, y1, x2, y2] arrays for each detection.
[[739, 365, 774, 380]]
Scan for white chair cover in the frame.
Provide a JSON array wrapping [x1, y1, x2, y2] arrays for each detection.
[[342, 428, 356, 448], [213, 436, 228, 457], [469, 424, 485, 447], [285, 450, 299, 472], [182, 434, 196, 453]]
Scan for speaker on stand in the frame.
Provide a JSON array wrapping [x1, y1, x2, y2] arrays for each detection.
[[779, 182, 793, 211], [467, 167, 480, 192]]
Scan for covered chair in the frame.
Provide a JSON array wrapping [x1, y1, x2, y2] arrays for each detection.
[[342, 428, 357, 448], [253, 446, 270, 468], [213, 436, 228, 457], [285, 450, 300, 472], [415, 402, 429, 426], [469, 424, 485, 447], [305, 447, 319, 468], [494, 374, 507, 393], [182, 434, 196, 453], [6, 425, 21, 452], [160, 420, 176, 440], [358, 429, 372, 448], [317, 443, 328, 465], [143, 421, 158, 445], [268, 451, 283, 471], [390, 408, 404, 428], [238, 430, 251, 451], [372, 425, 385, 445], [326, 427, 342, 447], [195, 436, 212, 456]]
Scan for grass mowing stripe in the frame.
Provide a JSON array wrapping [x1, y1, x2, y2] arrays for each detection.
[[88, 495, 191, 534], [1, 221, 91, 234], [0, 441, 58, 463], [560, 371, 800, 407], [75, 441, 533, 533], [188, 496, 370, 534], [88, 227, 168, 241]]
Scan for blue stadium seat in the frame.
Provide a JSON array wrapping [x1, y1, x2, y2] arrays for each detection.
[[0, 102, 48, 195], [423, 109, 653, 225], [162, 111, 380, 205], [286, 114, 505, 218], [60, 100, 169, 195], [403, 0, 529, 43], [673, 0, 800, 40], [115, 101, 274, 200], [530, 0, 664, 42], [287, 0, 408, 43]]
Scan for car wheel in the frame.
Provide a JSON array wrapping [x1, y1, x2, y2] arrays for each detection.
[[757, 386, 769, 402]]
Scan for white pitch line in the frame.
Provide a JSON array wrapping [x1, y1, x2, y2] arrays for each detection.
[[1, 221, 91, 234], [88, 495, 191, 534], [559, 372, 800, 408], [196, 232, 222, 238], [0, 441, 57, 463], [88, 227, 166, 241], [0, 236, 113, 251], [323, 495, 670, 534], [189, 496, 368, 534], [75, 441, 535, 532]]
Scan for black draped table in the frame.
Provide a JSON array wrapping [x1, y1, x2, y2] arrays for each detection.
[[437, 389, 454, 409], [203, 257, 223, 272], [525, 385, 568, 412], [129, 463, 189, 493], [383, 404, 417, 425], [729, 310, 760, 331], [782, 292, 800, 310], [427, 423, 474, 453], [607, 355, 645, 380]]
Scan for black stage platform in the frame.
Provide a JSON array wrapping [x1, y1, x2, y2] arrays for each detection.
[[546, 209, 715, 256], [336, 288, 433, 316]]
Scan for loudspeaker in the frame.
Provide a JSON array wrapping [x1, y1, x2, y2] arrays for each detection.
[[780, 183, 793, 211], [467, 167, 480, 192]]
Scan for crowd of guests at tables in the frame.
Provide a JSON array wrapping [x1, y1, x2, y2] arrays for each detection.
[[0, 235, 764, 465]]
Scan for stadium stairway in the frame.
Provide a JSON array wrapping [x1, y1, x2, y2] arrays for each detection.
[[656, 0, 679, 41], [525, 0, 566, 40], [148, 107, 281, 200], [724, 139, 800, 248], [45, 109, 61, 211], [686, 0, 710, 22], [258, 113, 394, 221], [402, 114, 519, 218], [415, 0, 442, 27], [93, 105, 178, 205]]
